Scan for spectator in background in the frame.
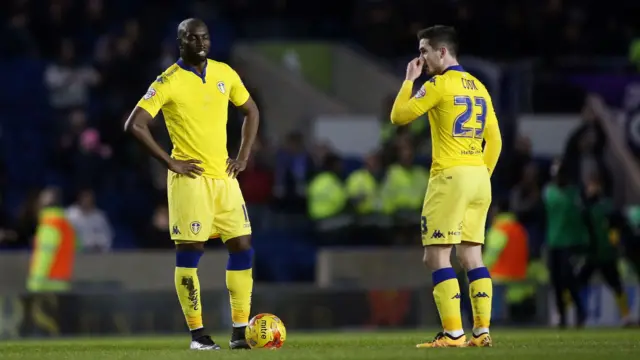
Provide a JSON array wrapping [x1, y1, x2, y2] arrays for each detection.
[[27, 187, 76, 293], [578, 172, 632, 326], [273, 131, 314, 215], [382, 142, 428, 245], [543, 158, 587, 328], [346, 151, 389, 245], [308, 153, 352, 246], [74, 127, 112, 189], [510, 162, 542, 222], [310, 140, 333, 171], [510, 162, 544, 254], [66, 189, 113, 252], [139, 204, 173, 249], [564, 99, 611, 194], [55, 108, 88, 174], [44, 39, 100, 112], [509, 135, 533, 188]]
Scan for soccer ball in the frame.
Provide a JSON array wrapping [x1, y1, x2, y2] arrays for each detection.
[[245, 313, 287, 349]]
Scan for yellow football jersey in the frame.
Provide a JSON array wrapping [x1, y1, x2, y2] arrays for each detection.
[[137, 59, 250, 179], [390, 65, 501, 175]]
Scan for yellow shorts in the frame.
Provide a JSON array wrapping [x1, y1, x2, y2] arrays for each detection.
[[421, 166, 491, 246], [167, 172, 251, 242]]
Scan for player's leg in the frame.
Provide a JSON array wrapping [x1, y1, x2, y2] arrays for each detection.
[[214, 178, 254, 349], [548, 249, 570, 328], [168, 173, 220, 350], [458, 167, 492, 347], [417, 171, 466, 348], [456, 243, 492, 346], [458, 226, 492, 344], [576, 259, 596, 289], [224, 235, 253, 348], [564, 251, 586, 327], [600, 261, 631, 324]]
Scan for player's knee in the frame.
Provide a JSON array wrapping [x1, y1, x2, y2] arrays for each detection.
[[227, 247, 254, 271], [225, 235, 252, 253], [456, 243, 484, 270], [423, 245, 453, 270], [175, 241, 205, 252]]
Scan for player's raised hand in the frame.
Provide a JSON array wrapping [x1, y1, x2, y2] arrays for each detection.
[[406, 57, 424, 81], [168, 158, 204, 178], [226, 158, 247, 179]]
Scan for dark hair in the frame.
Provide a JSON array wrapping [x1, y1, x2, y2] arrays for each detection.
[[417, 25, 458, 57]]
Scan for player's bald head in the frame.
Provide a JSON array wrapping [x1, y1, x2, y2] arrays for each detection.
[[177, 18, 208, 39]]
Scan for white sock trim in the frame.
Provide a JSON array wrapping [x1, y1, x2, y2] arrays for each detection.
[[445, 329, 464, 338], [233, 322, 248, 328], [473, 328, 489, 336]]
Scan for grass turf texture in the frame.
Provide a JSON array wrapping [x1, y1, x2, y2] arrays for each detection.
[[1, 329, 639, 360]]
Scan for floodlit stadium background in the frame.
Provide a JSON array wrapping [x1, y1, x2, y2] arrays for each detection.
[[1, 0, 640, 338]]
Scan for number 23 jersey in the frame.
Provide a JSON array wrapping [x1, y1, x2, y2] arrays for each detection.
[[408, 65, 500, 174]]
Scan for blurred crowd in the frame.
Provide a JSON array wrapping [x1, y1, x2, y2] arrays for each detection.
[[0, 0, 638, 269], [0, 0, 243, 250]]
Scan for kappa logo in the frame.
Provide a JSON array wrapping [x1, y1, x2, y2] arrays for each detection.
[[190, 221, 202, 235], [473, 292, 490, 299], [415, 85, 426, 99], [430, 230, 444, 239], [217, 81, 226, 94], [451, 293, 461, 300], [172, 225, 181, 235], [143, 88, 156, 100]]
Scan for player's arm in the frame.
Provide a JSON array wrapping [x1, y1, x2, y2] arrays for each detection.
[[124, 79, 203, 178], [227, 68, 260, 178], [390, 78, 442, 125], [482, 98, 502, 176]]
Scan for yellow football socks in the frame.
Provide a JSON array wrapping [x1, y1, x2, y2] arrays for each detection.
[[226, 249, 254, 327], [467, 267, 492, 335], [432, 268, 464, 338], [175, 263, 203, 330]]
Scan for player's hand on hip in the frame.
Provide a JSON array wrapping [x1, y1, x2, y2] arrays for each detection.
[[406, 57, 424, 81], [168, 158, 204, 178], [226, 158, 247, 179]]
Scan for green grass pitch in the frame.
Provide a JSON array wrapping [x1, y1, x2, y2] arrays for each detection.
[[1, 329, 639, 360]]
